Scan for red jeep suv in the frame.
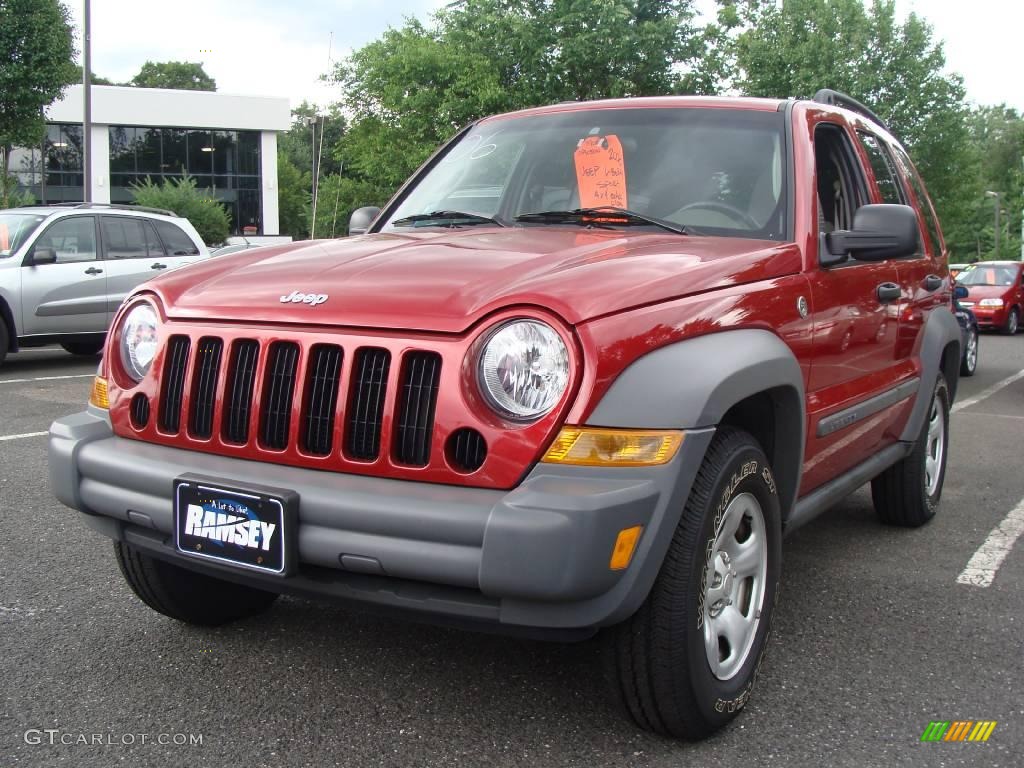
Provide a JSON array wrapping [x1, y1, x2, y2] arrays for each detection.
[[50, 90, 960, 740], [955, 260, 1024, 334]]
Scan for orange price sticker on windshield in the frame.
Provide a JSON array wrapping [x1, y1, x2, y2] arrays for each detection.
[[0, 223, 8, 251], [574, 135, 627, 209]]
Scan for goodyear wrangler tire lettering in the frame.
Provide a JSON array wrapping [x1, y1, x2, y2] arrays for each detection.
[[605, 428, 782, 740]]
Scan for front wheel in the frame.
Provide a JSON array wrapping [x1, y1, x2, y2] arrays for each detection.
[[0, 316, 8, 368], [606, 427, 781, 740], [960, 327, 978, 376], [1001, 307, 1019, 335], [871, 374, 949, 526], [114, 542, 279, 625]]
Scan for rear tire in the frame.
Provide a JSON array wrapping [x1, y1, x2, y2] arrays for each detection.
[[1001, 307, 1019, 335], [606, 428, 781, 740], [61, 340, 104, 356], [114, 542, 279, 626], [871, 375, 949, 526], [960, 328, 978, 377]]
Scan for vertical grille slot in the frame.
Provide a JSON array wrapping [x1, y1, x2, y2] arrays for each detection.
[[301, 344, 343, 456], [394, 351, 441, 466], [448, 428, 487, 473], [345, 347, 391, 460], [259, 342, 300, 450], [188, 337, 223, 439], [222, 340, 259, 445], [158, 335, 191, 433]]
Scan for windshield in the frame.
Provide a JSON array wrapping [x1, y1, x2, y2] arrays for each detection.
[[382, 108, 788, 240], [0, 213, 48, 257], [957, 265, 1018, 287]]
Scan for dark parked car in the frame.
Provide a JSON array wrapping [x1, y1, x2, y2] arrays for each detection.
[[954, 284, 978, 376]]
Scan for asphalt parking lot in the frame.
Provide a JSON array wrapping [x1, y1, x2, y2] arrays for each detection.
[[2, 338, 1022, 768]]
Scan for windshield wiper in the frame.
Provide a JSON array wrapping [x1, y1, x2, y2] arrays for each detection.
[[515, 207, 690, 235], [391, 210, 506, 228]]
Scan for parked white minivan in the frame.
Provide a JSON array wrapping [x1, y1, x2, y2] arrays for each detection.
[[0, 203, 208, 367]]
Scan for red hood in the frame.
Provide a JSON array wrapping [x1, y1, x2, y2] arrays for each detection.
[[148, 228, 801, 333], [961, 284, 1013, 301]]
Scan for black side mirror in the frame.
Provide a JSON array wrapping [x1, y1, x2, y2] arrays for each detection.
[[348, 206, 381, 236], [954, 284, 968, 300], [31, 247, 58, 265], [824, 204, 919, 264]]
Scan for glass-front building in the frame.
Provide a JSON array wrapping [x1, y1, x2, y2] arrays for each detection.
[[13, 85, 289, 237], [107, 127, 262, 233]]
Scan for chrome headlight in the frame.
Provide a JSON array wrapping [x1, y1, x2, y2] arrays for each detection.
[[979, 298, 1004, 307], [120, 302, 160, 382], [478, 320, 570, 421]]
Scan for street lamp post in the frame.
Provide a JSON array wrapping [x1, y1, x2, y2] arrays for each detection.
[[985, 190, 1000, 260]]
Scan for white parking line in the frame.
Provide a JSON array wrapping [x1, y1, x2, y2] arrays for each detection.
[[0, 431, 47, 442], [951, 368, 1024, 414], [956, 497, 1024, 588], [0, 374, 94, 385]]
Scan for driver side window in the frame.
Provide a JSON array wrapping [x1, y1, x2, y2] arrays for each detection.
[[32, 217, 98, 263], [813, 123, 869, 236]]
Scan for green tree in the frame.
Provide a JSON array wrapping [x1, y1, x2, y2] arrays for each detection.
[[278, 101, 347, 183], [0, 0, 77, 207], [130, 175, 229, 245], [277, 153, 311, 239], [961, 106, 1023, 261], [724, 0, 976, 256], [72, 64, 116, 86], [130, 61, 216, 91], [311, 174, 391, 239]]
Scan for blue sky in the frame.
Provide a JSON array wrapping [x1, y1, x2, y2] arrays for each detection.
[[66, 1, 1022, 112]]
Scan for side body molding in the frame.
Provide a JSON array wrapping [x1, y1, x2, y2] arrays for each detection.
[[899, 305, 961, 442], [585, 329, 806, 518]]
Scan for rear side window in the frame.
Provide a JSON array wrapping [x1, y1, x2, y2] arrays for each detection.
[[142, 221, 166, 258], [33, 217, 98, 263], [101, 217, 148, 259], [856, 133, 907, 205], [891, 146, 944, 254], [154, 220, 200, 255]]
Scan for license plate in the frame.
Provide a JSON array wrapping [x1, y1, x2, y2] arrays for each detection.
[[173, 477, 296, 575]]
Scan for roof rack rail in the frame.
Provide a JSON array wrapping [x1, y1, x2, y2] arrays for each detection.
[[812, 88, 891, 133], [45, 202, 178, 218]]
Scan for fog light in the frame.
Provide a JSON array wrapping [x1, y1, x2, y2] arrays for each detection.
[[89, 376, 109, 409], [542, 427, 683, 466], [610, 525, 643, 570]]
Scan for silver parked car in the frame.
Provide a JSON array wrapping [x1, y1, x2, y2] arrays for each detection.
[[0, 203, 208, 366]]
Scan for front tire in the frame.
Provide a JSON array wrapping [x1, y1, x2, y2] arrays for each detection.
[[606, 428, 781, 740], [871, 374, 949, 526], [114, 542, 279, 626], [960, 327, 978, 377], [0, 316, 8, 368], [1001, 307, 1019, 335]]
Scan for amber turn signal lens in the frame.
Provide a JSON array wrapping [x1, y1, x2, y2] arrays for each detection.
[[542, 427, 684, 467], [610, 525, 643, 570], [89, 376, 109, 409]]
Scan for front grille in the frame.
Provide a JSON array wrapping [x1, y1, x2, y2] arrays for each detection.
[[188, 337, 223, 438], [301, 344, 343, 456], [130, 393, 150, 429], [158, 335, 191, 433], [222, 340, 259, 445], [394, 351, 442, 466], [448, 428, 487, 472], [259, 342, 300, 450], [346, 348, 391, 461]]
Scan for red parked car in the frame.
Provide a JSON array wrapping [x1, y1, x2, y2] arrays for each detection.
[[50, 90, 961, 740], [955, 261, 1024, 334]]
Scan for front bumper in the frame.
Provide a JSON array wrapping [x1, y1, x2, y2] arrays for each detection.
[[49, 409, 711, 635], [967, 305, 1006, 329]]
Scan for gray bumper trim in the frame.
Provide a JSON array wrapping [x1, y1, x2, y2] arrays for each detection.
[[49, 411, 712, 631]]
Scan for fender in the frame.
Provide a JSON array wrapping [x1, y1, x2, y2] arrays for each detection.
[[900, 306, 961, 443], [585, 328, 806, 519], [0, 293, 19, 353]]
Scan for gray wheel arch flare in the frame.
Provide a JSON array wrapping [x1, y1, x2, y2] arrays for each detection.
[[585, 328, 806, 519], [899, 305, 962, 442]]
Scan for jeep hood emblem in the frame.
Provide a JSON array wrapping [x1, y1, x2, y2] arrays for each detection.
[[280, 291, 328, 306]]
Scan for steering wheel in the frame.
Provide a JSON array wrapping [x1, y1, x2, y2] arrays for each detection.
[[671, 200, 760, 230]]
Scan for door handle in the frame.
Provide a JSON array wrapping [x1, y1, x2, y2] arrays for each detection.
[[923, 274, 942, 291], [151, 262, 168, 270], [84, 267, 103, 275], [876, 282, 901, 303]]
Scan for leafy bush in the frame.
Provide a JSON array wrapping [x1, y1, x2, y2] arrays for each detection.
[[130, 175, 230, 245], [0, 175, 36, 209]]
